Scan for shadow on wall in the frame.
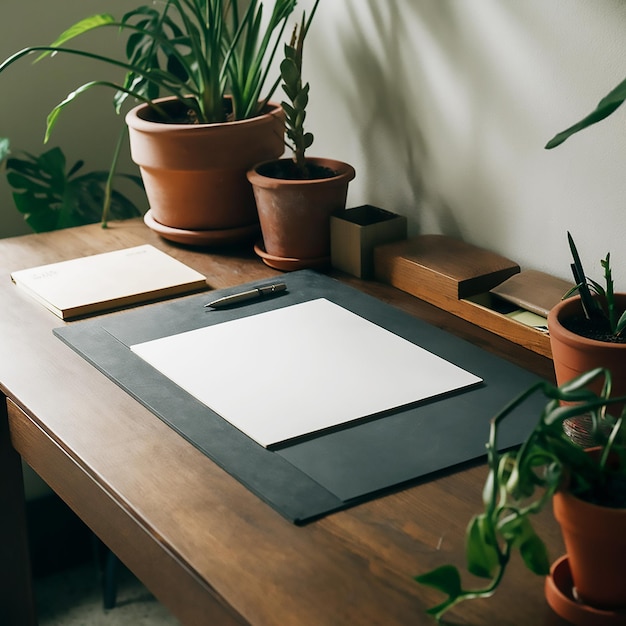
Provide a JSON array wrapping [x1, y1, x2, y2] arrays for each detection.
[[317, 0, 462, 237]]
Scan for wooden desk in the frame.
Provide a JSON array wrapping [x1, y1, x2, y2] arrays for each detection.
[[0, 220, 568, 625]]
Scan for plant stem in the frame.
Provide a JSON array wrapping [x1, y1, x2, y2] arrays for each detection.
[[101, 127, 127, 228]]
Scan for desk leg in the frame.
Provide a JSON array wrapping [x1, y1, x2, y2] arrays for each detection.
[[0, 396, 37, 626]]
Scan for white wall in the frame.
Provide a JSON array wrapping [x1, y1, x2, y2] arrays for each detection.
[[300, 0, 626, 286], [2, 1, 626, 284]]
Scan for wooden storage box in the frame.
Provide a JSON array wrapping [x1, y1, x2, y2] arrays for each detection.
[[374, 235, 555, 358]]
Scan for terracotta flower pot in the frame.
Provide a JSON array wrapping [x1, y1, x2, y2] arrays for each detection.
[[553, 487, 626, 610], [247, 157, 355, 270], [126, 97, 285, 244], [548, 294, 626, 406]]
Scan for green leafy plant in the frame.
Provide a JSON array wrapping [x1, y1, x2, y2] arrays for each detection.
[[415, 367, 626, 621], [564, 232, 626, 338], [545, 76, 626, 149], [280, 0, 320, 177], [3, 139, 143, 232], [0, 0, 298, 139]]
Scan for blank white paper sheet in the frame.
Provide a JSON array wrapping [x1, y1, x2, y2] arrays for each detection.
[[130, 298, 482, 448]]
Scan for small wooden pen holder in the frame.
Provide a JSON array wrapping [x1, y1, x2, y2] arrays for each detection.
[[331, 205, 407, 279]]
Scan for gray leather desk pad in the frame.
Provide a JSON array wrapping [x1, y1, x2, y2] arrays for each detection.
[[54, 269, 546, 523]]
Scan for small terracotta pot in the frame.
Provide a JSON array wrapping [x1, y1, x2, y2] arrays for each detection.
[[247, 157, 355, 266], [126, 97, 285, 236], [548, 295, 626, 408], [553, 486, 626, 609]]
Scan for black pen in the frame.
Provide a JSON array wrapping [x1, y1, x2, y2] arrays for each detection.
[[205, 282, 287, 308]]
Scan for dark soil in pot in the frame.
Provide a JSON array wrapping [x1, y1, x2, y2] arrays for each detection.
[[577, 474, 626, 508], [256, 159, 337, 180], [138, 97, 277, 125], [572, 448, 626, 509], [561, 312, 626, 344]]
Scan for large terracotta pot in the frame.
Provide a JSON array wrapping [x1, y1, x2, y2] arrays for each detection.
[[548, 295, 626, 408], [126, 97, 285, 244], [552, 484, 626, 610], [246, 157, 355, 270]]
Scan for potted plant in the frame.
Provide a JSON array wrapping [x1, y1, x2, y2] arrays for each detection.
[[0, 1, 299, 245], [548, 234, 626, 426], [415, 367, 626, 624], [0, 137, 143, 232], [247, 0, 356, 270]]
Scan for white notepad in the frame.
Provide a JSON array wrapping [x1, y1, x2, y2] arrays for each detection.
[[130, 298, 482, 448], [11, 244, 207, 319]]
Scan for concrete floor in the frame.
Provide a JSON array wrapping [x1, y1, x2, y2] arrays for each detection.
[[35, 562, 179, 626]]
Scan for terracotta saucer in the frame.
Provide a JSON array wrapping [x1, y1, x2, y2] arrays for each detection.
[[545, 555, 626, 625], [144, 210, 259, 246], [253, 242, 330, 272]]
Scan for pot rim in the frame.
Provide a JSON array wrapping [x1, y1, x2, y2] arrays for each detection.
[[247, 157, 356, 188], [555, 487, 626, 515], [547, 294, 626, 350], [125, 95, 283, 131]]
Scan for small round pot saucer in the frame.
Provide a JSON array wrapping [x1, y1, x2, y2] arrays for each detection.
[[253, 241, 330, 272], [545, 555, 626, 625], [144, 210, 259, 246]]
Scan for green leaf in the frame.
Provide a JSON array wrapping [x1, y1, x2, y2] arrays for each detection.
[[280, 58, 300, 87], [6, 171, 44, 192], [466, 515, 499, 578], [498, 513, 525, 543], [615, 310, 626, 336], [37, 146, 67, 177], [283, 43, 298, 63], [293, 86, 309, 112], [37, 14, 116, 61], [496, 516, 550, 575], [546, 75, 626, 148], [281, 83, 299, 103], [414, 564, 462, 598], [281, 101, 295, 119], [556, 368, 606, 396], [519, 533, 550, 576], [45, 82, 100, 141], [295, 110, 305, 130]]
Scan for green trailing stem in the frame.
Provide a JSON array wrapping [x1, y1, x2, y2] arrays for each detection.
[[415, 367, 626, 622]]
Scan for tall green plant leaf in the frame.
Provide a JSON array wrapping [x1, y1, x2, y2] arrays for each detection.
[[546, 76, 626, 148]]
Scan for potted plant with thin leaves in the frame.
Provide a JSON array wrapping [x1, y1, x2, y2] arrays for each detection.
[[247, 0, 356, 270], [415, 367, 626, 624], [0, 1, 298, 245], [548, 233, 626, 430]]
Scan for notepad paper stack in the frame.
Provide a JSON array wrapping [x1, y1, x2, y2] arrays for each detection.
[[11, 244, 207, 320]]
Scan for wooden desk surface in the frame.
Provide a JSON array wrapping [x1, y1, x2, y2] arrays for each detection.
[[0, 220, 568, 625]]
